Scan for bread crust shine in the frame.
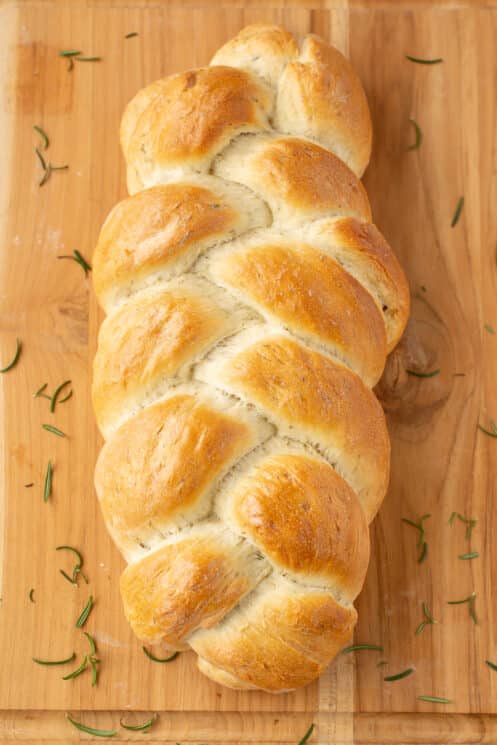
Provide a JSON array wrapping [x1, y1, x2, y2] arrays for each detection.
[[92, 23, 409, 693]]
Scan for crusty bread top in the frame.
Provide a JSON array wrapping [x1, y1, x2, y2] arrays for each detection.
[[92, 24, 409, 693]]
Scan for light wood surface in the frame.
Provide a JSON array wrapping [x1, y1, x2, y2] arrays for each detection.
[[1, 0, 497, 742]]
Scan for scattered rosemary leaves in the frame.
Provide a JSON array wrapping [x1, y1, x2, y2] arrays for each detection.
[[56, 545, 88, 585], [486, 660, 497, 672], [459, 551, 479, 560], [89, 655, 100, 686], [35, 146, 68, 187], [84, 632, 97, 656], [417, 695, 452, 704], [0, 338, 21, 373], [28, 588, 35, 603], [402, 514, 431, 563], [415, 602, 438, 635], [33, 652, 76, 665], [120, 713, 158, 732], [59, 50, 101, 70], [42, 423, 67, 438], [477, 420, 497, 438], [341, 643, 383, 654], [451, 196, 464, 227], [297, 723, 315, 745], [76, 595, 94, 627], [65, 714, 117, 737], [405, 55, 443, 64], [484, 323, 495, 335], [62, 656, 88, 680], [33, 125, 49, 150], [384, 667, 415, 682], [447, 591, 478, 625], [406, 368, 440, 378], [34, 383, 50, 399], [418, 541, 428, 564], [407, 118, 422, 150], [125, 32, 139, 39], [34, 381, 73, 409], [57, 250, 92, 275], [43, 460, 53, 503], [449, 512, 478, 539], [24, 483, 34, 488], [142, 646, 180, 663], [50, 380, 72, 412]]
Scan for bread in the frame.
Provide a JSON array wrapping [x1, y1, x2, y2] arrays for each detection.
[[92, 24, 409, 693]]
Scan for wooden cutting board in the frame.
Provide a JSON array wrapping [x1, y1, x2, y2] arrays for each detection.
[[1, 0, 497, 742]]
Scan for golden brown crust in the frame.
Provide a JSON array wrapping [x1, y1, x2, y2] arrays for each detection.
[[191, 580, 357, 691], [92, 183, 250, 310], [202, 335, 389, 520], [94, 394, 264, 558], [215, 135, 372, 225], [309, 217, 410, 351], [210, 25, 372, 176], [120, 527, 269, 646], [210, 24, 299, 87], [92, 284, 234, 436], [230, 453, 370, 598], [210, 235, 386, 385], [275, 35, 372, 176], [122, 66, 273, 188]]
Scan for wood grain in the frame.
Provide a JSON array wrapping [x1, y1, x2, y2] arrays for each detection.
[[1, 0, 497, 742]]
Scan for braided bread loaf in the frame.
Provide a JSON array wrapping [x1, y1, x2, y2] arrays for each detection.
[[92, 24, 409, 692]]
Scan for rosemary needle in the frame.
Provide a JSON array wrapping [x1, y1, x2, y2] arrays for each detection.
[[62, 656, 88, 680], [89, 656, 99, 686], [120, 713, 158, 732], [125, 32, 139, 39], [447, 592, 478, 624], [486, 660, 497, 672], [43, 460, 53, 502], [384, 667, 415, 682], [407, 118, 422, 150], [418, 541, 428, 563], [33, 383, 50, 399], [142, 646, 180, 663], [406, 368, 440, 378], [57, 250, 92, 275], [0, 338, 21, 373], [84, 632, 97, 656], [50, 380, 72, 412], [33, 125, 49, 149], [478, 421, 497, 438], [28, 588, 35, 603], [417, 695, 452, 704], [65, 714, 117, 737], [405, 55, 443, 64], [42, 423, 66, 438], [485, 323, 495, 335], [56, 545, 87, 584], [341, 643, 383, 654], [415, 602, 438, 634], [297, 723, 315, 745], [451, 197, 464, 227], [33, 652, 76, 665], [459, 551, 479, 560], [76, 595, 94, 628], [449, 513, 478, 539]]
